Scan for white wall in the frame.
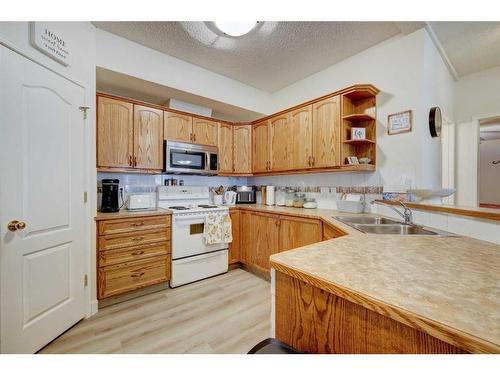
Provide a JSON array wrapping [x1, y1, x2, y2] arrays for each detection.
[[96, 28, 273, 115], [479, 139, 500, 205], [0, 22, 98, 314], [254, 29, 452, 190], [454, 66, 500, 206]]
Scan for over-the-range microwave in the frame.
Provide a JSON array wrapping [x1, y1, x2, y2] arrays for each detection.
[[163, 140, 219, 175]]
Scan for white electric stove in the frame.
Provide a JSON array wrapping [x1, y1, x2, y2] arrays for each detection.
[[157, 186, 229, 287]]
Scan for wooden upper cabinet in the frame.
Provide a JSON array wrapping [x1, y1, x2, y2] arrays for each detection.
[[278, 215, 322, 252], [289, 105, 313, 170], [233, 125, 252, 174], [252, 120, 270, 173], [269, 113, 291, 171], [164, 111, 192, 143], [97, 96, 134, 168], [312, 96, 341, 168], [133, 105, 164, 170], [192, 118, 218, 146], [218, 123, 233, 173]]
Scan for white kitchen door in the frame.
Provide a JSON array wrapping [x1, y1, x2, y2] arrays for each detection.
[[0, 46, 86, 353]]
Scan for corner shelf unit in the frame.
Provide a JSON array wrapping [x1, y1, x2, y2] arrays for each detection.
[[340, 86, 379, 167]]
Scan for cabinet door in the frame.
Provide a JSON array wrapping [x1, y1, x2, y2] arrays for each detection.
[[312, 96, 341, 168], [289, 105, 313, 170], [193, 118, 218, 146], [133, 105, 164, 170], [240, 211, 279, 271], [279, 216, 322, 252], [97, 96, 134, 168], [218, 123, 234, 173], [164, 111, 192, 143], [269, 113, 291, 171], [233, 125, 252, 174], [252, 120, 270, 173], [228, 210, 240, 264]]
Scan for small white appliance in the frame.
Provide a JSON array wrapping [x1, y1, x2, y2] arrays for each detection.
[[126, 194, 154, 210], [224, 191, 237, 205], [157, 186, 229, 287]]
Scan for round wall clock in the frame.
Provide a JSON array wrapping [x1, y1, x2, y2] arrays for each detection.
[[429, 106, 442, 137]]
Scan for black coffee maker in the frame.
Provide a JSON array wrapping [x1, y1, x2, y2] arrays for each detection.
[[100, 179, 120, 212]]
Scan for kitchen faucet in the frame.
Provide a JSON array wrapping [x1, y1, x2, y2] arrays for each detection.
[[372, 200, 413, 225]]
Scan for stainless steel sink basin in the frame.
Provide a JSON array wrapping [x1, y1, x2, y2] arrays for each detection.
[[334, 216, 401, 225], [333, 215, 454, 236], [353, 224, 438, 235]]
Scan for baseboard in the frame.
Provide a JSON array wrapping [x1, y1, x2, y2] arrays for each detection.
[[98, 282, 169, 309], [87, 299, 98, 318]]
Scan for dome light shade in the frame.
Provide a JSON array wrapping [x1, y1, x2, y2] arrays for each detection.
[[214, 21, 258, 37]]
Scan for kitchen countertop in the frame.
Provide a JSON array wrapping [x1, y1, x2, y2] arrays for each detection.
[[239, 204, 500, 353], [95, 208, 172, 220]]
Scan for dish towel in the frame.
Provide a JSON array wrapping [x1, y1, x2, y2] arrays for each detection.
[[203, 212, 233, 245]]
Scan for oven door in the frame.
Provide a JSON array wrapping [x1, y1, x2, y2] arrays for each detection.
[[172, 213, 227, 259]]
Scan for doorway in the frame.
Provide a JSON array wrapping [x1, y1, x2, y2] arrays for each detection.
[[479, 116, 500, 209]]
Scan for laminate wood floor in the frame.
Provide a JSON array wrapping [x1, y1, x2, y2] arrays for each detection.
[[39, 268, 271, 354]]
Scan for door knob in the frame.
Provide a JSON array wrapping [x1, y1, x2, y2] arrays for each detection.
[[7, 220, 27, 232]]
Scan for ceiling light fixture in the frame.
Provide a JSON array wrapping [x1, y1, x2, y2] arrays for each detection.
[[213, 21, 258, 37]]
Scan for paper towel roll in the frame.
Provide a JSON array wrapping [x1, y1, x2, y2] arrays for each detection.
[[266, 186, 275, 206]]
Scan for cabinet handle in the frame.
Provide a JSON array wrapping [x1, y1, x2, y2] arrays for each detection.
[[312, 156, 315, 166], [131, 222, 144, 227], [193, 133, 196, 142], [129, 155, 133, 166], [133, 156, 137, 167], [132, 237, 144, 241], [131, 250, 145, 256], [131, 272, 145, 278]]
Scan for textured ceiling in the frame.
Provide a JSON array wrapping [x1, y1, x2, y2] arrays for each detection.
[[93, 21, 423, 92], [429, 22, 500, 77]]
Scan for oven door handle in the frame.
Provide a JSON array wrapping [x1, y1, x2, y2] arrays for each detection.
[[173, 215, 208, 223]]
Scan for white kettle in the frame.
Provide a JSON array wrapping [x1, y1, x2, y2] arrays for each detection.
[[224, 191, 237, 205]]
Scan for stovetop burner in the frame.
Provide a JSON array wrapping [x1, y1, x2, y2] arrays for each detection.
[[168, 206, 190, 210]]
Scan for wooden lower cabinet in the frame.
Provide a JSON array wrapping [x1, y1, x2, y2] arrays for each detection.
[[279, 215, 322, 252], [228, 210, 240, 264], [238, 210, 325, 272], [275, 272, 467, 354], [98, 256, 170, 299], [240, 211, 279, 271], [96, 214, 172, 300], [322, 222, 347, 240]]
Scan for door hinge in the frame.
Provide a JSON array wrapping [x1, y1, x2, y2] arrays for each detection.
[[79, 106, 90, 120], [83, 191, 88, 203], [84, 274, 88, 287]]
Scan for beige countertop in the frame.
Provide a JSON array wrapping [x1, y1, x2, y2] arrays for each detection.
[[95, 208, 172, 220], [250, 204, 500, 353]]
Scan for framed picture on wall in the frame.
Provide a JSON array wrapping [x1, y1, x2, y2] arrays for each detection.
[[388, 110, 412, 135], [351, 127, 366, 140]]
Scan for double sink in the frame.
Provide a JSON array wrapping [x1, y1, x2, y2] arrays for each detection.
[[334, 216, 453, 236]]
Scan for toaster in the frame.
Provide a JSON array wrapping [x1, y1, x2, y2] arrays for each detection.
[[127, 194, 154, 210]]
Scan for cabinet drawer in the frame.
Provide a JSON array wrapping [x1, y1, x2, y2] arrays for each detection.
[[98, 215, 171, 236], [98, 242, 171, 267], [98, 229, 170, 251], [98, 255, 170, 299]]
